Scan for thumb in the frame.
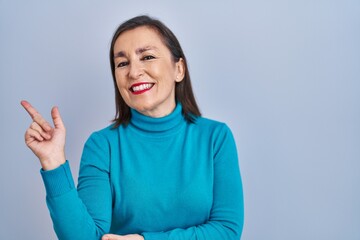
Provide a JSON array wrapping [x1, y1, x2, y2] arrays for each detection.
[[51, 106, 65, 129]]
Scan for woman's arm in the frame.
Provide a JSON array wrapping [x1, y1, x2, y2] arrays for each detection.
[[41, 132, 113, 240], [22, 101, 112, 240]]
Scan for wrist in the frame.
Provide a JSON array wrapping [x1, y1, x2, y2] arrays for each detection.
[[41, 157, 66, 171]]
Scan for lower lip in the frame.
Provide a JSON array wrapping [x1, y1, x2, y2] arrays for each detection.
[[131, 85, 154, 95]]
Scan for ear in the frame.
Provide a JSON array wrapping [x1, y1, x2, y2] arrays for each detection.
[[175, 58, 185, 82]]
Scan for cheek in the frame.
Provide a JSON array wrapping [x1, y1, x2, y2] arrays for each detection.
[[117, 84, 128, 97], [149, 61, 175, 79], [115, 73, 125, 88], [147, 65, 160, 79], [115, 78, 128, 97]]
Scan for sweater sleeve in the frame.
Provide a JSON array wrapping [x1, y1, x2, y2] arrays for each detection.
[[141, 124, 244, 240], [41, 132, 112, 240]]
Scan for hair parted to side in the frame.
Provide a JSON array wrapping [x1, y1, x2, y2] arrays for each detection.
[[110, 15, 201, 127]]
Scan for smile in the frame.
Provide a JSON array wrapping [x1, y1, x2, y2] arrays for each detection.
[[130, 82, 155, 95]]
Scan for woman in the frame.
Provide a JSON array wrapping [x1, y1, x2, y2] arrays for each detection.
[[21, 15, 244, 240]]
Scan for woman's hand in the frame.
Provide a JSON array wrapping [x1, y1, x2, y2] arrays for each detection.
[[102, 234, 144, 240], [21, 100, 66, 171]]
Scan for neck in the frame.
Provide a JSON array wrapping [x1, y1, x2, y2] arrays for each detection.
[[136, 101, 176, 118], [129, 103, 185, 135]]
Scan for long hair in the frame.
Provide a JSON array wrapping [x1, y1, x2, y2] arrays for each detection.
[[110, 15, 201, 127]]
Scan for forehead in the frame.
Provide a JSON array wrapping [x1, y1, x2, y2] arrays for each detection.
[[114, 26, 166, 52]]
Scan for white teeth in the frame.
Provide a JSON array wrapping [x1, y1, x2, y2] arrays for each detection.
[[132, 83, 153, 92]]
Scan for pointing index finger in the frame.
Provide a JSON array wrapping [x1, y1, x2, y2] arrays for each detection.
[[21, 100, 38, 118], [21, 100, 52, 131]]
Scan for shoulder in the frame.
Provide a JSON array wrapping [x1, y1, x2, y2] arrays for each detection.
[[85, 123, 119, 148], [193, 117, 238, 162], [192, 116, 232, 135], [193, 116, 236, 149], [92, 123, 118, 137]]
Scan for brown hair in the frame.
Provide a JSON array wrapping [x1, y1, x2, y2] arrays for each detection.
[[109, 15, 201, 127]]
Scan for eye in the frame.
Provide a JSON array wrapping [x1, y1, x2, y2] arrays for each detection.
[[116, 61, 129, 68], [142, 55, 155, 61]]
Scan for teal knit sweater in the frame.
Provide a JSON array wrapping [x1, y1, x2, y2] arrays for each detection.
[[41, 104, 244, 240]]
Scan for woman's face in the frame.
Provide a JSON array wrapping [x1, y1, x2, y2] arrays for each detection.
[[113, 26, 184, 118]]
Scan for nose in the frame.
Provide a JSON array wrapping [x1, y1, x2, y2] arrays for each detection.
[[128, 60, 143, 80]]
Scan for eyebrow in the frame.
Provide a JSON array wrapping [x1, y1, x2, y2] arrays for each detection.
[[113, 45, 158, 59]]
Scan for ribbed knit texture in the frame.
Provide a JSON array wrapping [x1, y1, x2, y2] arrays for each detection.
[[41, 104, 244, 240]]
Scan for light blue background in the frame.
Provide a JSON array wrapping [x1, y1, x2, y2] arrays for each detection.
[[1, 0, 359, 239]]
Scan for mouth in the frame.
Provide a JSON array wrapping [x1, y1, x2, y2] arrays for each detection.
[[129, 82, 155, 95]]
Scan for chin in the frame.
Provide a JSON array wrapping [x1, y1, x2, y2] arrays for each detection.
[[132, 102, 156, 113]]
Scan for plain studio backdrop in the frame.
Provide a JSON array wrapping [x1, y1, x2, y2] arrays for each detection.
[[0, 0, 359, 239]]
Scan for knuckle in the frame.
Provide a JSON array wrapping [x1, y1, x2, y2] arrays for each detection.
[[33, 114, 44, 124], [32, 114, 40, 121], [25, 128, 32, 135]]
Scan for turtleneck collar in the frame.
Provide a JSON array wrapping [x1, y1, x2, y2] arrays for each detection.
[[129, 103, 185, 136]]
